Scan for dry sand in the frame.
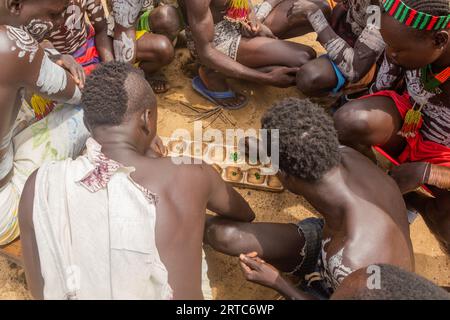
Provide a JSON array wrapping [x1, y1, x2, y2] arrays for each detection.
[[0, 28, 448, 300]]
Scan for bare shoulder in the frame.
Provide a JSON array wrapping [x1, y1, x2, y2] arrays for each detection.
[[0, 25, 40, 74], [168, 156, 212, 181]]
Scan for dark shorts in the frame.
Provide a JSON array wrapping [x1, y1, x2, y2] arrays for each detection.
[[290, 218, 333, 299]]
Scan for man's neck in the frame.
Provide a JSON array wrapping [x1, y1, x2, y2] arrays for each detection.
[[92, 128, 146, 159], [297, 164, 352, 229]]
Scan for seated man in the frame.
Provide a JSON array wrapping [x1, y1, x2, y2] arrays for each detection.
[[0, 0, 89, 246], [18, 62, 255, 300], [291, 0, 386, 97], [333, 0, 450, 254], [179, 0, 331, 109], [205, 98, 414, 299], [110, 0, 183, 93]]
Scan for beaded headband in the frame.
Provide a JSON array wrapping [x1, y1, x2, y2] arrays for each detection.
[[382, 0, 450, 30]]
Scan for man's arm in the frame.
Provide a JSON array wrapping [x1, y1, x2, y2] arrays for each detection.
[[187, 0, 296, 87], [239, 253, 318, 300], [87, 0, 114, 62], [204, 164, 255, 222], [0, 26, 81, 104], [111, 0, 142, 63], [18, 170, 44, 300], [390, 163, 450, 194], [289, 0, 385, 82], [428, 165, 450, 191]]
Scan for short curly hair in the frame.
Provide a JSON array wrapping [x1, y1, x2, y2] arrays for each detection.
[[351, 264, 450, 300], [261, 98, 341, 181], [81, 61, 155, 129]]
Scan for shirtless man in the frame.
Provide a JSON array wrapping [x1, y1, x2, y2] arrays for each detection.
[[205, 98, 414, 299], [291, 0, 386, 97], [333, 0, 450, 254], [18, 62, 255, 300], [0, 0, 89, 246], [110, 0, 183, 93], [178, 0, 331, 109]]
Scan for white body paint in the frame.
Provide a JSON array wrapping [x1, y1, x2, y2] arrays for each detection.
[[359, 27, 385, 53], [308, 10, 329, 35], [112, 0, 144, 28], [25, 19, 54, 42], [6, 26, 39, 63], [255, 2, 273, 21], [113, 32, 134, 62], [36, 53, 68, 95], [66, 86, 82, 105]]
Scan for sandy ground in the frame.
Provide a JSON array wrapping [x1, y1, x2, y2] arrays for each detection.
[[0, 25, 449, 300]]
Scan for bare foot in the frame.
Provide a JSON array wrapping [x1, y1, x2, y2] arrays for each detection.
[[198, 66, 248, 109]]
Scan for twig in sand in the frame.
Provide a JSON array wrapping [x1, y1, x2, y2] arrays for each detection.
[[204, 110, 223, 129]]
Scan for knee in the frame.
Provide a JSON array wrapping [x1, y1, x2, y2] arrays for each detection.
[[152, 35, 176, 65], [296, 63, 327, 97], [205, 218, 242, 252], [333, 101, 372, 144], [296, 47, 317, 67], [150, 5, 181, 40]]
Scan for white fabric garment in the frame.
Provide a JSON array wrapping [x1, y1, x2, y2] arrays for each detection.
[[33, 138, 173, 300]]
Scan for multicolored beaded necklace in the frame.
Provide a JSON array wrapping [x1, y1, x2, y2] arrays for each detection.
[[225, 0, 252, 25], [381, 0, 450, 137]]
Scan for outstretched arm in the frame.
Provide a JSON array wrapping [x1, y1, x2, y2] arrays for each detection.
[[239, 253, 317, 300], [390, 163, 450, 194], [289, 0, 385, 82], [204, 164, 255, 222]]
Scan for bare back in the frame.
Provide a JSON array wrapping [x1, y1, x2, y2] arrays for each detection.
[[102, 150, 253, 299], [323, 147, 414, 273]]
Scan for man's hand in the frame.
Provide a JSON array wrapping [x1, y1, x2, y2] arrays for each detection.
[[241, 15, 262, 38], [287, 0, 320, 24], [54, 55, 86, 89], [259, 24, 277, 39], [265, 67, 299, 87], [242, 21, 277, 39], [150, 135, 168, 158], [239, 252, 283, 290], [389, 162, 429, 194]]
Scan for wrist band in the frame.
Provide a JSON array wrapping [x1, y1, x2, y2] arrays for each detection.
[[422, 162, 431, 185], [255, 2, 273, 21], [428, 164, 450, 190]]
